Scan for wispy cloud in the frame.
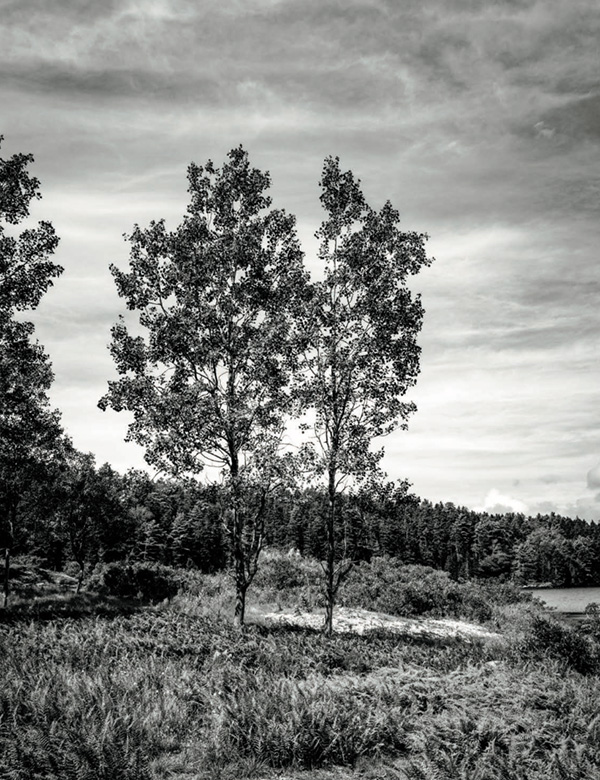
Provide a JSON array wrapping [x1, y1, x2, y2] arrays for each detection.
[[1, 0, 599, 513]]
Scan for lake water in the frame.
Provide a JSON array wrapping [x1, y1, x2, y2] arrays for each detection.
[[524, 587, 600, 615]]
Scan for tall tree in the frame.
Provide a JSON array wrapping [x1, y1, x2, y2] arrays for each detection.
[[0, 136, 61, 326], [297, 157, 432, 634], [0, 137, 63, 605], [52, 449, 113, 592], [0, 326, 63, 604], [100, 147, 307, 625]]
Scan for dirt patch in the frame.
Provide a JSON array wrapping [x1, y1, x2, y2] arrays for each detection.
[[258, 606, 499, 640]]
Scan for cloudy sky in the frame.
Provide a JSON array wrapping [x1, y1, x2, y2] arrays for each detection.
[[2, 0, 599, 517]]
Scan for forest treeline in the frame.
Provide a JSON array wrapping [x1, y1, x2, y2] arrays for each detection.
[[7, 458, 600, 589]]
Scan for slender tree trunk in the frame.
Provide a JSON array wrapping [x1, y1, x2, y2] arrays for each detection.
[[3, 546, 10, 608], [234, 591, 246, 626], [324, 465, 337, 637], [234, 560, 247, 627], [229, 441, 248, 628], [2, 504, 15, 608], [76, 560, 84, 594], [232, 486, 267, 628], [232, 500, 248, 627], [324, 249, 341, 638]]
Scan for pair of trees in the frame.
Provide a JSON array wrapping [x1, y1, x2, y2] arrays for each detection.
[[0, 137, 63, 605], [101, 147, 433, 631]]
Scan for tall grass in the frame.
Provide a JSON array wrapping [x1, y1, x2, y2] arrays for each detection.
[[204, 671, 411, 769], [2, 555, 600, 779]]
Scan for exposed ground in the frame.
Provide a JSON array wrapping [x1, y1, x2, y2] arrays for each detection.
[[257, 605, 500, 640]]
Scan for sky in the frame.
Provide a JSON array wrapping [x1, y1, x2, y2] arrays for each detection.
[[1, 0, 599, 518]]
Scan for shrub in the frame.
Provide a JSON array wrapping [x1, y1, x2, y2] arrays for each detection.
[[340, 559, 448, 617], [5, 557, 56, 599], [339, 558, 535, 625], [478, 580, 532, 607], [341, 559, 488, 622], [253, 551, 321, 591], [88, 562, 180, 603], [580, 602, 600, 643], [250, 550, 323, 611], [517, 614, 598, 675]]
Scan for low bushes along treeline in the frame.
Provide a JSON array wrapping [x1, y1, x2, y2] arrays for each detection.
[[4, 457, 600, 600], [8, 550, 600, 679]]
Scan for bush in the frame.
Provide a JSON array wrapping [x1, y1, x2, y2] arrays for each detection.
[[340, 558, 499, 622], [340, 559, 445, 617], [250, 551, 323, 611], [517, 614, 598, 675], [88, 562, 180, 603], [478, 580, 532, 607], [580, 602, 600, 643], [253, 551, 321, 592], [339, 558, 537, 625]]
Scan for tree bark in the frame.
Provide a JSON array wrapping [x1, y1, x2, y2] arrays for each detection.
[[234, 559, 247, 627], [76, 560, 84, 594], [324, 464, 337, 637], [232, 498, 247, 627], [3, 546, 10, 608], [2, 503, 15, 608]]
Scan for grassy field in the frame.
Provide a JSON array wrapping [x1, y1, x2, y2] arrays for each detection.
[[2, 555, 600, 780]]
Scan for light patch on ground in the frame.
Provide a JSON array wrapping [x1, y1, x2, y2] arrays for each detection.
[[258, 606, 499, 640]]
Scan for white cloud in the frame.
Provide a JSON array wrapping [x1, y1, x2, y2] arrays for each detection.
[[587, 463, 600, 490], [475, 489, 529, 515]]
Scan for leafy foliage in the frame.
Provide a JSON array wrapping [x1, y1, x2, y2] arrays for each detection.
[[0, 136, 63, 605], [296, 157, 432, 633], [516, 614, 599, 675], [580, 602, 600, 642], [101, 147, 306, 479], [298, 158, 431, 470], [338, 558, 529, 623], [87, 561, 181, 603], [100, 147, 308, 624], [0, 135, 62, 323]]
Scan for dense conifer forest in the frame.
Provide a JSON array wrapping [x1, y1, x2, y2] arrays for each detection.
[[5, 461, 599, 595]]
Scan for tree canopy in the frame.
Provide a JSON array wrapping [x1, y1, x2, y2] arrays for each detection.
[[0, 136, 61, 324], [0, 136, 63, 604], [100, 146, 308, 623], [296, 156, 433, 633]]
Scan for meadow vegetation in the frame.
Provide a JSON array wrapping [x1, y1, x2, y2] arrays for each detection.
[[3, 552, 600, 780]]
